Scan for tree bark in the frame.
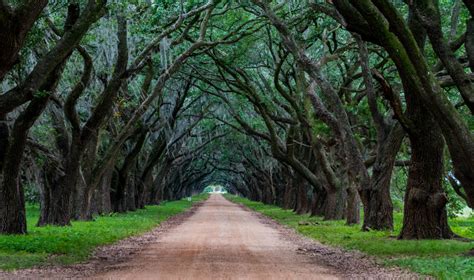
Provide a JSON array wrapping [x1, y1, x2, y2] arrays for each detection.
[[111, 147, 146, 213], [50, 15, 128, 223], [335, 0, 474, 212], [466, 19, 474, 80], [2, 54, 68, 232], [413, 0, 474, 113], [310, 189, 326, 217], [346, 184, 360, 225], [0, 0, 48, 81], [3, 3, 103, 229], [399, 10, 455, 239], [363, 124, 404, 230], [399, 107, 453, 239], [0, 1, 106, 114]]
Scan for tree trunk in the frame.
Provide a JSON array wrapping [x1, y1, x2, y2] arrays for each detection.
[[1, 19, 72, 232], [413, 0, 474, 113], [113, 170, 128, 213], [0, 117, 28, 233], [75, 185, 94, 221], [38, 160, 72, 227], [283, 181, 294, 209], [1, 96, 51, 233], [0, 1, 48, 81], [400, 98, 453, 239], [322, 185, 346, 220], [398, 8, 455, 239], [310, 189, 326, 217], [467, 18, 474, 73], [295, 183, 309, 215], [323, 189, 338, 220], [39, 132, 83, 225], [363, 124, 404, 231], [5, 4, 100, 230], [149, 164, 171, 205], [127, 174, 137, 212], [345, 184, 360, 225], [0, 171, 27, 233], [97, 167, 113, 214]]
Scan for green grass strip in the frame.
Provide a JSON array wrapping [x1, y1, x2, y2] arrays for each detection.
[[225, 195, 474, 280], [0, 194, 208, 271]]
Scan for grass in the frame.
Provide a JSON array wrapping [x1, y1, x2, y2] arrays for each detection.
[[0, 194, 209, 271], [225, 195, 474, 280]]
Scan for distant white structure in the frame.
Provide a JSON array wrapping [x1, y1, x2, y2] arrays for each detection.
[[203, 185, 227, 194], [460, 207, 473, 218], [210, 185, 227, 194]]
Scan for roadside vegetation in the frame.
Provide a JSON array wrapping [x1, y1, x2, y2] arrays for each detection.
[[225, 195, 474, 279], [0, 194, 207, 270]]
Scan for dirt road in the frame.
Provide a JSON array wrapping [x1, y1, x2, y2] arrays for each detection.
[[96, 194, 338, 279]]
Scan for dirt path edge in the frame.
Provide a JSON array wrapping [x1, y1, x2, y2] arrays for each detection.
[[232, 200, 426, 280], [0, 200, 206, 279]]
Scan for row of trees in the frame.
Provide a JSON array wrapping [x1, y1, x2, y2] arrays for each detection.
[[0, 0, 472, 245], [0, 0, 257, 233]]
